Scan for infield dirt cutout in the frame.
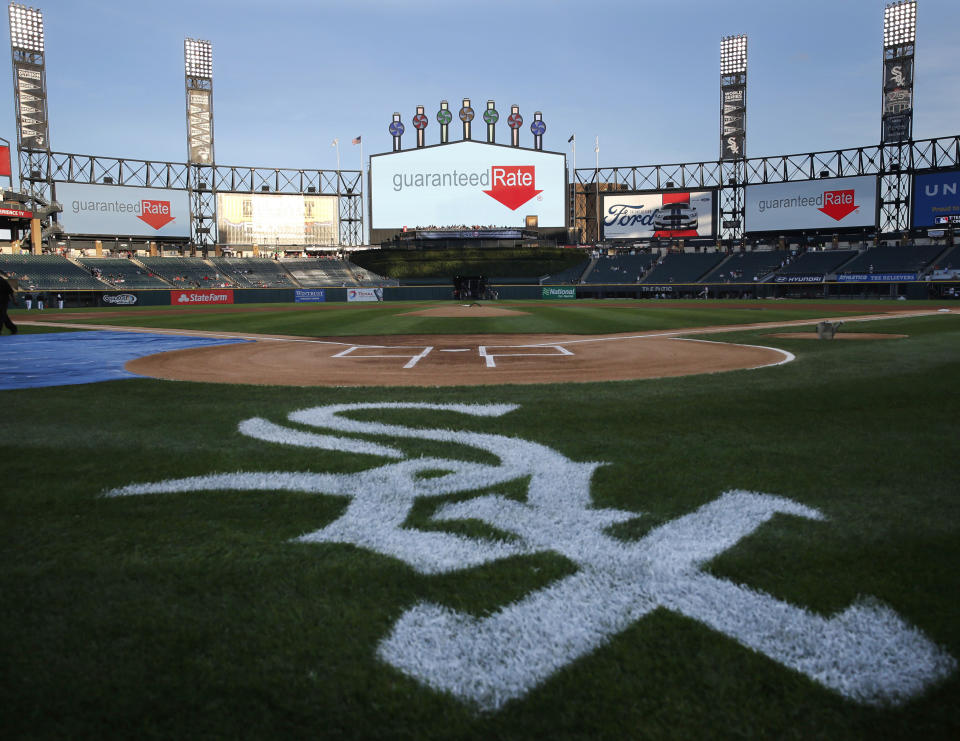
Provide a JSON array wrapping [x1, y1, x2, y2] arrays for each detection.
[[125, 332, 787, 386]]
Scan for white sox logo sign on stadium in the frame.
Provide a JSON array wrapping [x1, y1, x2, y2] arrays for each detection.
[[105, 403, 955, 710]]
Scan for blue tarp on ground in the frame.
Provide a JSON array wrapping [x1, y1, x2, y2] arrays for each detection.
[[0, 331, 248, 390]]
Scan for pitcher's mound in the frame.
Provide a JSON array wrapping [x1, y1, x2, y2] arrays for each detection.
[[400, 305, 529, 318], [765, 332, 907, 340]]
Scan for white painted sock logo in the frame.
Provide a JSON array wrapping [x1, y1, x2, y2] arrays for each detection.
[[105, 402, 955, 710]]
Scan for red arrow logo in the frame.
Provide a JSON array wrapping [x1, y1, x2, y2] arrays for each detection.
[[483, 165, 542, 210], [138, 200, 176, 230], [818, 189, 859, 221]]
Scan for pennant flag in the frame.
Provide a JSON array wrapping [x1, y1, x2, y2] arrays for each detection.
[[567, 134, 575, 143], [331, 138, 339, 147]]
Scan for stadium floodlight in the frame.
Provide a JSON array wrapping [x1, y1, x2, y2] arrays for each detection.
[[8, 4, 44, 53], [184, 38, 212, 78], [720, 35, 747, 76], [884, 1, 917, 46]]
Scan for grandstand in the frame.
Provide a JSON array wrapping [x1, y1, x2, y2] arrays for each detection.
[[836, 243, 945, 276], [641, 252, 726, 284], [77, 258, 171, 289], [541, 258, 591, 285], [774, 250, 857, 278], [344, 261, 398, 287], [0, 254, 108, 291], [583, 254, 658, 284], [209, 257, 298, 288], [138, 257, 234, 288], [702, 250, 792, 283], [282, 258, 359, 287]]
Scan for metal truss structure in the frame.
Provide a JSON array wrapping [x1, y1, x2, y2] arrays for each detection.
[[18, 150, 363, 246], [575, 134, 960, 242]]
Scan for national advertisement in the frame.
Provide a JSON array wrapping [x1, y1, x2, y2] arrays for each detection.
[[542, 286, 575, 299], [602, 191, 715, 240], [295, 289, 326, 303], [56, 182, 191, 238], [912, 170, 960, 229], [217, 193, 338, 246], [836, 273, 917, 282], [370, 141, 566, 229], [171, 289, 234, 305], [744, 176, 877, 232], [347, 287, 383, 302]]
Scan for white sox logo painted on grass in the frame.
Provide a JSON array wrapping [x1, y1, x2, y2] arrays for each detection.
[[104, 403, 955, 711]]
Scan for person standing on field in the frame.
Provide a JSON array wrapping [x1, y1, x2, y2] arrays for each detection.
[[0, 273, 18, 335]]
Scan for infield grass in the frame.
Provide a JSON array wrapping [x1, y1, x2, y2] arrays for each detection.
[[2, 302, 958, 739]]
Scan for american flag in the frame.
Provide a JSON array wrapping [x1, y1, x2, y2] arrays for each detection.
[[352, 136, 362, 145]]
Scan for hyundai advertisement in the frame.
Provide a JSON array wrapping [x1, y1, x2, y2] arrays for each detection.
[[370, 141, 566, 228], [744, 176, 878, 232], [912, 170, 960, 228], [56, 182, 191, 238], [602, 191, 715, 239]]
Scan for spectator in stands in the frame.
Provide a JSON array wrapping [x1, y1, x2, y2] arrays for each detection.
[[0, 272, 18, 335]]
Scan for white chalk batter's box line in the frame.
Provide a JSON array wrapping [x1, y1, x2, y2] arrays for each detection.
[[332, 344, 574, 369]]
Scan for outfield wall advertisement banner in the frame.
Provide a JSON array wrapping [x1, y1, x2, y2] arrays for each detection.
[[295, 289, 326, 303], [542, 286, 575, 299], [347, 287, 383, 302], [744, 176, 877, 232], [171, 289, 234, 305], [370, 141, 566, 229], [217, 193, 338, 246], [912, 170, 960, 228], [56, 182, 191, 238], [602, 191, 715, 239]]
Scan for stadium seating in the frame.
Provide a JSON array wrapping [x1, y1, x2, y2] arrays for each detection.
[[836, 244, 945, 276], [0, 254, 109, 290], [775, 250, 857, 276], [282, 258, 359, 287], [541, 259, 591, 284], [702, 250, 792, 283], [641, 252, 725, 284], [138, 257, 235, 288], [344, 261, 398, 286], [582, 254, 657, 284], [209, 257, 298, 288], [78, 258, 171, 288]]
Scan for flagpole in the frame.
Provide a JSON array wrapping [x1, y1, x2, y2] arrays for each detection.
[[571, 135, 576, 240], [360, 139, 365, 245], [595, 136, 600, 245]]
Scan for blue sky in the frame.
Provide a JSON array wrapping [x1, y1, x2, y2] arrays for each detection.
[[4, 0, 959, 174]]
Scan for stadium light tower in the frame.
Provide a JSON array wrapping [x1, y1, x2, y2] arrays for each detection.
[[719, 34, 747, 244], [184, 37, 215, 254], [8, 4, 51, 192], [719, 34, 747, 161], [881, 0, 916, 143]]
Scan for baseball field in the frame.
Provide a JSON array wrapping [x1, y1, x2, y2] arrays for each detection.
[[2, 299, 958, 739]]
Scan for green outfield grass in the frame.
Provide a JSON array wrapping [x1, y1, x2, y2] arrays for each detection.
[[16, 298, 952, 338], [2, 302, 958, 739]]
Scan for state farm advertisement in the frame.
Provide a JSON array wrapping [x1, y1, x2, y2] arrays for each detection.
[[745, 176, 877, 232], [370, 141, 566, 228], [56, 182, 190, 237], [602, 191, 715, 239], [171, 289, 234, 305]]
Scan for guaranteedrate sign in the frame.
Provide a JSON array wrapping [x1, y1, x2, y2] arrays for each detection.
[[56, 182, 191, 237], [744, 176, 878, 232], [370, 141, 566, 228]]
